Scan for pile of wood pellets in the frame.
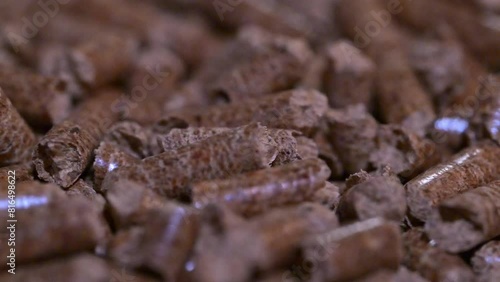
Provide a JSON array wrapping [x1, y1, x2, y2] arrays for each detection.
[[1, 0, 500, 281]]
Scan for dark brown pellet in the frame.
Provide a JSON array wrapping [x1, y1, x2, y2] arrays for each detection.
[[337, 170, 406, 223], [323, 40, 375, 109], [161, 89, 328, 135], [192, 158, 331, 216], [102, 124, 278, 198], [0, 162, 34, 183], [405, 141, 500, 221], [303, 218, 403, 282], [403, 228, 475, 282], [0, 67, 70, 129], [425, 180, 500, 253], [33, 90, 122, 188], [0, 88, 36, 166], [0, 181, 108, 265]]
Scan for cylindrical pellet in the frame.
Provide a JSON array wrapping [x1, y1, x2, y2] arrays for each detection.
[[303, 218, 403, 282], [403, 229, 475, 282], [0, 67, 70, 129], [102, 124, 278, 198], [33, 90, 122, 188], [425, 180, 500, 253], [0, 181, 108, 265], [0, 88, 36, 166], [192, 158, 331, 216], [405, 141, 500, 221], [162, 89, 328, 135]]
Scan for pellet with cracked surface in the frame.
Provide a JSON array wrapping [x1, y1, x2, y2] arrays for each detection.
[[425, 180, 500, 253], [66, 179, 106, 212], [405, 141, 500, 221], [0, 181, 108, 265], [403, 228, 475, 282], [103, 124, 278, 198], [303, 218, 403, 282], [162, 89, 328, 135], [192, 158, 331, 216], [33, 90, 122, 188], [0, 88, 36, 166], [103, 121, 154, 158], [0, 67, 70, 129]]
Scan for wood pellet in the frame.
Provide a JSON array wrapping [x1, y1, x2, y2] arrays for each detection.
[[1, 1, 500, 281]]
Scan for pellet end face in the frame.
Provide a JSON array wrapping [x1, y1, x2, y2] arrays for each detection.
[[33, 140, 83, 188]]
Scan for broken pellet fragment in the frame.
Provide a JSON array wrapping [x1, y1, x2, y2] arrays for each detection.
[[323, 40, 375, 109], [303, 218, 403, 282], [0, 181, 108, 265], [103, 121, 154, 158], [337, 170, 406, 223], [103, 124, 278, 198], [0, 88, 36, 166], [403, 228, 475, 282], [192, 158, 331, 216], [33, 90, 122, 188], [405, 141, 500, 221], [425, 180, 500, 253], [162, 89, 328, 135], [0, 67, 70, 129]]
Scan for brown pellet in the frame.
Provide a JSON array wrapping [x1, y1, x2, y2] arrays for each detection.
[[468, 75, 500, 144], [208, 27, 312, 102], [92, 142, 140, 191], [312, 181, 341, 210], [336, 0, 436, 133], [353, 267, 429, 282], [106, 179, 167, 228], [103, 121, 155, 158], [303, 218, 403, 282], [396, 0, 500, 68], [337, 170, 407, 223], [102, 124, 278, 198], [323, 40, 375, 109], [425, 180, 500, 253], [370, 125, 440, 179], [69, 34, 138, 88], [66, 179, 105, 212], [403, 228, 475, 282], [0, 88, 36, 166], [0, 162, 34, 183], [159, 127, 300, 166], [405, 141, 500, 221], [471, 240, 500, 277], [192, 158, 331, 216], [295, 136, 319, 160], [0, 67, 70, 129], [33, 90, 122, 188], [0, 181, 108, 265], [325, 104, 378, 174], [162, 89, 328, 135]]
